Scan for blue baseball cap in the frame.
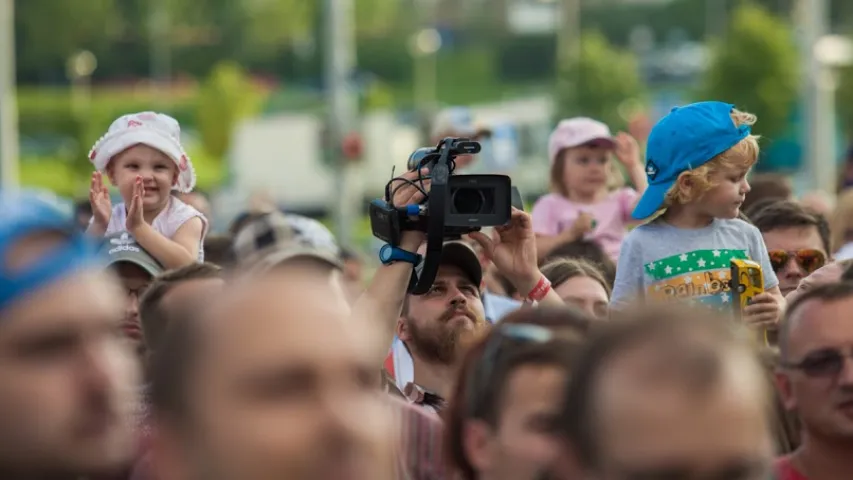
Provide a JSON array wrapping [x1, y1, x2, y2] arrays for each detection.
[[631, 101, 752, 220], [0, 190, 105, 313]]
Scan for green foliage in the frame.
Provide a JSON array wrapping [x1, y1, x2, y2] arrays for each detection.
[[555, 31, 646, 130], [195, 62, 266, 159], [14, 0, 119, 75], [17, 88, 197, 176], [700, 3, 798, 140]]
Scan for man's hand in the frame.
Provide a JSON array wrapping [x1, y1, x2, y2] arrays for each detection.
[[388, 168, 429, 249], [743, 292, 783, 330], [468, 208, 540, 295]]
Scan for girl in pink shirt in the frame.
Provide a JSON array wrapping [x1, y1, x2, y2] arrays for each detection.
[[532, 117, 647, 263]]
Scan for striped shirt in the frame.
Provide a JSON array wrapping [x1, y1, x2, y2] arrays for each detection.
[[386, 395, 450, 480]]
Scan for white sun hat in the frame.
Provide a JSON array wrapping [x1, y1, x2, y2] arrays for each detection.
[[88, 112, 196, 193]]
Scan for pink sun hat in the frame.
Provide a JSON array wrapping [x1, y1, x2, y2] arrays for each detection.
[[88, 112, 196, 193], [548, 117, 616, 165]]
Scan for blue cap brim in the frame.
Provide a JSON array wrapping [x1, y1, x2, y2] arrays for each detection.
[[631, 180, 676, 220]]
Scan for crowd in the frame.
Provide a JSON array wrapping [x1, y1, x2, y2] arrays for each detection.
[[2, 101, 853, 480]]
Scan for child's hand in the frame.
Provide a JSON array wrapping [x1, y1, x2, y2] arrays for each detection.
[[89, 171, 112, 228], [613, 132, 641, 168], [125, 176, 146, 233], [742, 292, 782, 330], [568, 211, 595, 239]]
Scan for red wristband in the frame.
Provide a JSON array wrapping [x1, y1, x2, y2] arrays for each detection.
[[526, 276, 552, 303]]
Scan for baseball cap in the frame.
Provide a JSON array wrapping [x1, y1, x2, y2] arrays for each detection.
[[431, 107, 492, 140], [232, 211, 343, 272], [631, 101, 752, 220], [548, 117, 616, 165], [89, 112, 196, 193], [415, 241, 483, 288], [101, 231, 164, 277], [0, 190, 104, 313]]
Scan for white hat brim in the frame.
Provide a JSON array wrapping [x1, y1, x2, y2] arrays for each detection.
[[89, 128, 196, 193]]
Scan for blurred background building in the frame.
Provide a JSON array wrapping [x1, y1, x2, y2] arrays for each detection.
[[2, 0, 853, 248]]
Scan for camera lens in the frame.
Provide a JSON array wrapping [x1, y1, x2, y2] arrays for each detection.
[[452, 188, 485, 215]]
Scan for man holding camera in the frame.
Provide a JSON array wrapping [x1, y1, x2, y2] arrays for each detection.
[[354, 168, 564, 411]]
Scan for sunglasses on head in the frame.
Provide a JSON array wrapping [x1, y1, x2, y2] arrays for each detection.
[[782, 347, 853, 378], [768, 249, 826, 274], [465, 324, 555, 415]]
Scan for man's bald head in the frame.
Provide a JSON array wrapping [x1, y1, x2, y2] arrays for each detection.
[[779, 282, 853, 361], [561, 305, 772, 474]]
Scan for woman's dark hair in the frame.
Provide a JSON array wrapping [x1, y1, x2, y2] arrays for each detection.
[[444, 307, 593, 480], [544, 240, 616, 288], [541, 257, 611, 297]]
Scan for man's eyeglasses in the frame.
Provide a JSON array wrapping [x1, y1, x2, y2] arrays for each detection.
[[466, 324, 556, 415], [768, 249, 826, 274], [782, 347, 853, 378]]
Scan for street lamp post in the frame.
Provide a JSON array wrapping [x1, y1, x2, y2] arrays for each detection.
[[812, 34, 853, 195], [410, 27, 442, 143], [0, 0, 19, 188], [67, 51, 98, 117], [324, 0, 359, 244]]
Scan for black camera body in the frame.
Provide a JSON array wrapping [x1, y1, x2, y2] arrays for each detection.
[[369, 137, 517, 294]]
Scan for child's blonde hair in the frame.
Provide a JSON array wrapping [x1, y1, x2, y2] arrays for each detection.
[[663, 109, 760, 207]]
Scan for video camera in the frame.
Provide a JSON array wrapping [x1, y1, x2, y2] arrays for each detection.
[[369, 137, 519, 295]]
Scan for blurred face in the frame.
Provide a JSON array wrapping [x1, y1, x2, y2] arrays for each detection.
[[0, 269, 140, 476], [172, 272, 393, 480], [560, 146, 612, 200], [113, 262, 152, 344], [777, 297, 853, 441], [554, 276, 609, 319], [700, 167, 751, 219], [472, 365, 566, 480], [761, 226, 827, 296], [592, 346, 772, 480], [108, 144, 177, 211], [401, 265, 487, 365]]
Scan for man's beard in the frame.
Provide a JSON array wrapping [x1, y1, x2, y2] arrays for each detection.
[[406, 307, 485, 365]]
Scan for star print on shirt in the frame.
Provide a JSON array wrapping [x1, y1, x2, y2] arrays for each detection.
[[644, 249, 749, 305]]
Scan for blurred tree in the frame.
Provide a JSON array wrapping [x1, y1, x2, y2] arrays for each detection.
[[700, 3, 798, 140], [195, 62, 265, 159], [555, 31, 646, 130], [14, 0, 119, 80]]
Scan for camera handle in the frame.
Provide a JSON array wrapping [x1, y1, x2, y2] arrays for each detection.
[[409, 140, 453, 295]]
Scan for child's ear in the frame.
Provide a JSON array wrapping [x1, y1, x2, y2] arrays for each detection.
[[675, 172, 694, 196], [172, 171, 179, 187]]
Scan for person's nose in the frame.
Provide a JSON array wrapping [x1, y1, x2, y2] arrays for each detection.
[[449, 286, 468, 308], [76, 338, 116, 398], [125, 292, 139, 322], [740, 177, 751, 195], [781, 256, 806, 279], [837, 355, 853, 387]]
